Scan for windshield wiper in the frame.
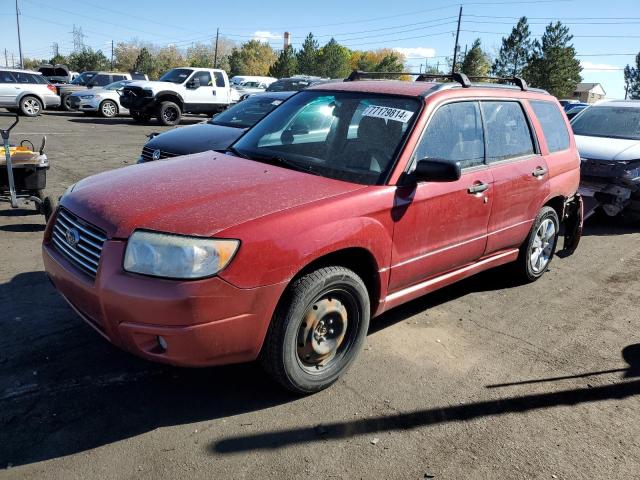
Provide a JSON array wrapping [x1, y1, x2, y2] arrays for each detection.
[[219, 146, 249, 158], [252, 154, 317, 174]]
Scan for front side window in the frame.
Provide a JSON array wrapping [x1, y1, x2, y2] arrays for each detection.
[[91, 74, 111, 86], [412, 101, 485, 169], [159, 68, 193, 84], [212, 95, 287, 128], [71, 72, 96, 85], [530, 100, 570, 152], [482, 101, 535, 162], [232, 91, 420, 185], [192, 71, 212, 87], [571, 106, 640, 141], [112, 75, 126, 81]]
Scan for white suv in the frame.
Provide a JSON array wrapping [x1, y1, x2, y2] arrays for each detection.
[[0, 68, 61, 116]]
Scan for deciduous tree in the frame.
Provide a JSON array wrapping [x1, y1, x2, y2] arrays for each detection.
[[67, 48, 109, 71]]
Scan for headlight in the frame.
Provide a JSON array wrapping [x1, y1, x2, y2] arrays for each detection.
[[123, 230, 239, 279], [80, 95, 94, 100]]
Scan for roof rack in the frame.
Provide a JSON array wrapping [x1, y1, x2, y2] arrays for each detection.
[[345, 70, 471, 87], [344, 70, 530, 92]]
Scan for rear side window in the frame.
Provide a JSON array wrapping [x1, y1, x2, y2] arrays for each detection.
[[413, 101, 485, 169], [14, 72, 39, 84], [0, 71, 16, 83], [214, 72, 225, 87], [530, 100, 570, 152], [481, 101, 535, 162]]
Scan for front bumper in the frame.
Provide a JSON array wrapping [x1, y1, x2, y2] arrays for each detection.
[[42, 216, 286, 367], [69, 96, 99, 112], [120, 95, 155, 112]]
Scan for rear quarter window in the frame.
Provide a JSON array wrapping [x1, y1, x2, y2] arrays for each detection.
[[530, 100, 570, 152]]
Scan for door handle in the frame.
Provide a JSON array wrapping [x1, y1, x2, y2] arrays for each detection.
[[532, 166, 548, 177], [467, 182, 489, 194]]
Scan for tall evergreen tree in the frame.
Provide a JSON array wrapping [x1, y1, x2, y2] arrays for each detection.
[[492, 16, 532, 77], [269, 46, 298, 78], [317, 38, 352, 78], [522, 22, 582, 98], [296, 33, 320, 75], [461, 39, 491, 78], [624, 52, 640, 99]]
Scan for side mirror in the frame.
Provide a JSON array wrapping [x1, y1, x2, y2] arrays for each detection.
[[413, 158, 461, 182], [187, 77, 201, 89]]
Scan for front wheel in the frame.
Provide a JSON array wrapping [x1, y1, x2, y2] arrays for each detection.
[[99, 100, 118, 118], [157, 101, 181, 126], [515, 206, 560, 283], [261, 266, 370, 394]]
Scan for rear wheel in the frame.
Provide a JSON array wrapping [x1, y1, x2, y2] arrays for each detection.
[[20, 96, 42, 116], [131, 111, 151, 123], [261, 266, 370, 394], [99, 100, 118, 118], [514, 206, 560, 283], [157, 101, 181, 126]]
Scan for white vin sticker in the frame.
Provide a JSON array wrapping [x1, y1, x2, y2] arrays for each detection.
[[362, 105, 414, 123]]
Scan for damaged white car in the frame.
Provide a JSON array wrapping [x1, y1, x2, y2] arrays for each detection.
[[573, 100, 640, 222]]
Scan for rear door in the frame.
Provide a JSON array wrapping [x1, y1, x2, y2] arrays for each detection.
[[389, 100, 494, 293], [213, 71, 230, 106], [481, 100, 550, 255], [0, 71, 18, 106]]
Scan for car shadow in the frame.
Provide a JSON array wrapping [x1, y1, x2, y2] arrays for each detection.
[[0, 223, 45, 233], [0, 207, 39, 217], [582, 210, 638, 237], [211, 344, 640, 453]]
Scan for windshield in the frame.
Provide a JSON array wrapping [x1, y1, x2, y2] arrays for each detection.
[[232, 91, 420, 185], [212, 95, 287, 129], [105, 80, 131, 90], [159, 68, 193, 84], [572, 106, 640, 140], [71, 72, 96, 85]]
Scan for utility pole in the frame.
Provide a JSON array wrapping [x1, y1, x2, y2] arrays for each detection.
[[4, 49, 8, 67], [451, 5, 462, 75], [213, 28, 219, 68], [625, 82, 629, 100], [15, 0, 24, 68], [12, 53, 15, 68], [111, 40, 114, 69]]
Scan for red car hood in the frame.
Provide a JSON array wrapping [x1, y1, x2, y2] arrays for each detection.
[[62, 152, 365, 238]]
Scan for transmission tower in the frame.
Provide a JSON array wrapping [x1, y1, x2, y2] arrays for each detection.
[[51, 42, 59, 58], [71, 25, 86, 52]]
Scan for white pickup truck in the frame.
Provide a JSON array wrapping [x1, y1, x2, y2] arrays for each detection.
[[119, 67, 237, 126]]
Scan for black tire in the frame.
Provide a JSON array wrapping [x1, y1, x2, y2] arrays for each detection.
[[157, 101, 181, 126], [131, 111, 151, 123], [62, 94, 73, 111], [19, 96, 42, 116], [261, 266, 370, 394], [514, 206, 560, 283], [42, 195, 58, 222], [99, 100, 118, 118]]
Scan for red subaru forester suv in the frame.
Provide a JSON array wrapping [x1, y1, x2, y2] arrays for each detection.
[[43, 73, 583, 393]]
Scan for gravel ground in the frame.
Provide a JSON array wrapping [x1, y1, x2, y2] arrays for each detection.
[[1, 111, 639, 480]]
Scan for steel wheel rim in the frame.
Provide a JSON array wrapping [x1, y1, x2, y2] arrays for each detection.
[[530, 218, 556, 273], [102, 102, 116, 117], [296, 288, 360, 374], [162, 107, 178, 123], [24, 99, 40, 115]]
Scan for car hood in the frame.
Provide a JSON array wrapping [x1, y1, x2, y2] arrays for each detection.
[[145, 123, 244, 156], [62, 151, 365, 239], [575, 135, 640, 161], [69, 88, 107, 97]]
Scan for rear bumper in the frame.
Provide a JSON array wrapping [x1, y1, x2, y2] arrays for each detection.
[[43, 94, 61, 108], [42, 223, 286, 367]]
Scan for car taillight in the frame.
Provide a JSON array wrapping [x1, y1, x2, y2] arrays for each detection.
[[47, 84, 56, 93]]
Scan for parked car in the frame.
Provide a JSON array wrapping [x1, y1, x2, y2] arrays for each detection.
[[230, 75, 277, 87], [67, 80, 133, 117], [0, 68, 60, 116], [138, 91, 293, 162], [265, 76, 333, 92], [234, 80, 272, 101], [37, 64, 79, 84], [55, 71, 132, 111], [120, 67, 234, 126], [43, 73, 583, 394], [560, 99, 580, 109], [566, 104, 589, 120], [573, 99, 640, 221]]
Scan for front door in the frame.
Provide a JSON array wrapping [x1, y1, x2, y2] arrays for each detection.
[[389, 100, 493, 293], [185, 71, 216, 111]]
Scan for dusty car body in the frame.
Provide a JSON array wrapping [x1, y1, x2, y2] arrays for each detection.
[[573, 100, 640, 220], [43, 73, 583, 393]]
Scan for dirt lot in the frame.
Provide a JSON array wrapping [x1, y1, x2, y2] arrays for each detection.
[[1, 111, 639, 480]]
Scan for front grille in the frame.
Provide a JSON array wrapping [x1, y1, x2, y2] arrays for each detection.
[[51, 208, 107, 278], [141, 145, 179, 162]]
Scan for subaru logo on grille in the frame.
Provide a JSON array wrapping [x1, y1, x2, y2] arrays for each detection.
[[152, 149, 161, 161], [65, 227, 80, 247]]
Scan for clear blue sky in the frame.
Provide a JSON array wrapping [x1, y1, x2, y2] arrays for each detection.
[[1, 0, 638, 98]]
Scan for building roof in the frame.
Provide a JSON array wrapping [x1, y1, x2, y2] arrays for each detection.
[[575, 82, 606, 95]]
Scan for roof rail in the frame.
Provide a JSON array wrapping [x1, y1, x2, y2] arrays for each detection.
[[344, 70, 472, 88], [466, 76, 529, 91]]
